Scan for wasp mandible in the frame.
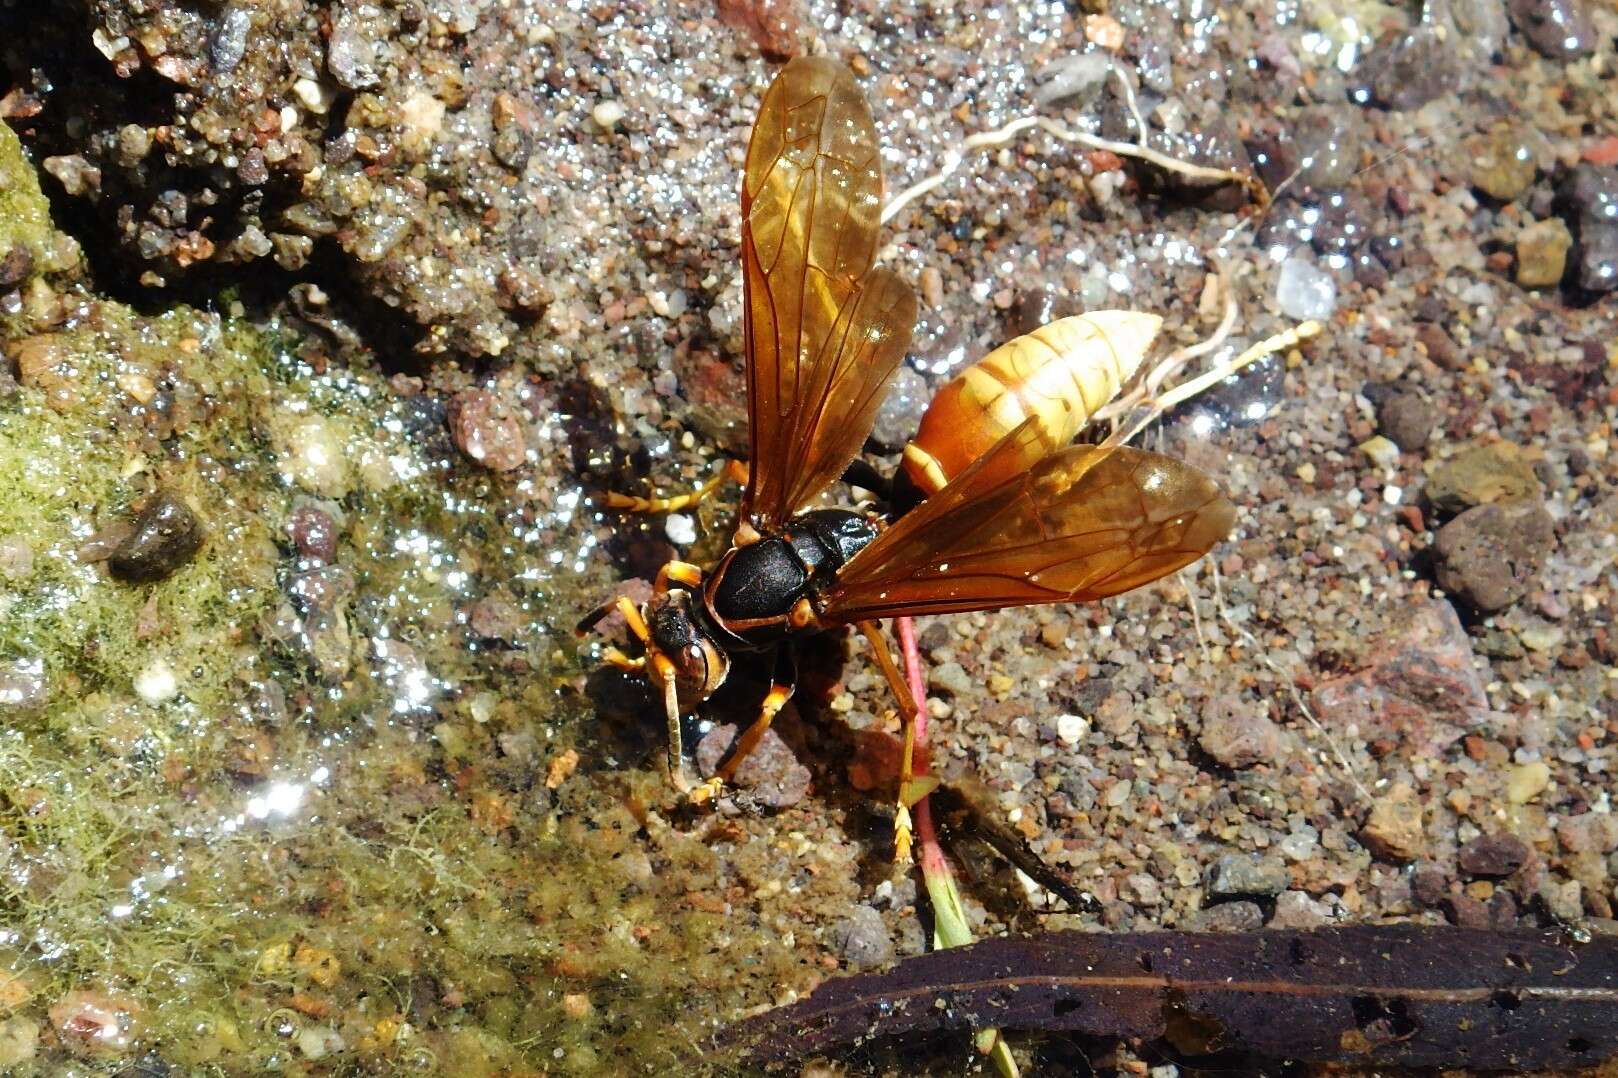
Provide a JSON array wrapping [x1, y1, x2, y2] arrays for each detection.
[[581, 57, 1234, 856]]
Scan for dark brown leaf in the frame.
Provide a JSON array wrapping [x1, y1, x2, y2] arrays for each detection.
[[722, 926, 1618, 1070]]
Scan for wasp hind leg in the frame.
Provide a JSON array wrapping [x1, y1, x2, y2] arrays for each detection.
[[690, 648, 796, 806], [857, 621, 934, 863], [605, 459, 750, 514]]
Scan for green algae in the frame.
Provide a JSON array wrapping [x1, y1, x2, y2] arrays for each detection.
[[0, 117, 803, 1076]]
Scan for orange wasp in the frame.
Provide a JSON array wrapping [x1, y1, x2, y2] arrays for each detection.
[[582, 56, 1233, 854]]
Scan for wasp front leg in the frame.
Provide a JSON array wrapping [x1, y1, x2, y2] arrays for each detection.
[[690, 647, 796, 806], [605, 458, 750, 515]]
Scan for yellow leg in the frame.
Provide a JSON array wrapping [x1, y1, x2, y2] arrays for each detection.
[[606, 459, 749, 514], [690, 650, 795, 805], [655, 560, 704, 591], [858, 622, 925, 862], [603, 646, 643, 671]]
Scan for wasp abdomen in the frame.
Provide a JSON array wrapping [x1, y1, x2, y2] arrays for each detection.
[[903, 312, 1162, 496]]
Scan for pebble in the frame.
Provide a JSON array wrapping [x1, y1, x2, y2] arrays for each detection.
[[1470, 124, 1538, 201], [1360, 26, 1460, 110], [1562, 165, 1618, 292], [287, 503, 337, 566], [1193, 900, 1263, 931], [48, 990, 138, 1058], [1292, 107, 1361, 192], [0, 244, 32, 289], [0, 658, 45, 710], [829, 905, 893, 970], [1362, 782, 1426, 861], [134, 659, 179, 705], [277, 416, 352, 497], [1515, 218, 1571, 287], [591, 101, 626, 131], [1055, 713, 1088, 745], [927, 661, 972, 697], [467, 593, 524, 643], [1206, 853, 1289, 898], [1358, 435, 1401, 469], [869, 366, 928, 449], [1033, 52, 1112, 108], [1372, 389, 1435, 450], [1423, 441, 1541, 516], [1506, 760, 1551, 804], [109, 492, 204, 583], [664, 514, 697, 546], [326, 16, 379, 89], [1196, 693, 1283, 769], [1124, 873, 1162, 906], [694, 723, 811, 809], [0, 1016, 38, 1066], [1268, 890, 1337, 929], [447, 389, 527, 472], [1433, 499, 1555, 612], [1507, 0, 1595, 59], [1457, 833, 1530, 877], [1278, 828, 1320, 862], [1274, 257, 1336, 321]]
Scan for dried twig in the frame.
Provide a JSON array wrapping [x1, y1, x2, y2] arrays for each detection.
[[881, 66, 1263, 228]]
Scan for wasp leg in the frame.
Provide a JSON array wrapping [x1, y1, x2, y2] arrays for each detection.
[[602, 646, 644, 671], [605, 458, 750, 514], [654, 560, 704, 592], [690, 648, 795, 805], [857, 621, 927, 863]]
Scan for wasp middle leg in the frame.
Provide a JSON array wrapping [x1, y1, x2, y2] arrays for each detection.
[[690, 647, 796, 805], [605, 458, 750, 514]]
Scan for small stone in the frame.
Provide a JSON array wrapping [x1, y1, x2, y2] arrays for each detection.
[[1278, 829, 1320, 862], [1124, 873, 1162, 906], [1274, 257, 1336, 320], [1358, 435, 1401, 469], [1515, 218, 1572, 287], [1470, 124, 1538, 201], [277, 416, 352, 496], [292, 77, 331, 114], [1033, 52, 1112, 108], [1458, 833, 1530, 877], [695, 722, 811, 808], [1362, 782, 1426, 861], [927, 661, 972, 697], [1269, 890, 1336, 929], [0, 658, 45, 710], [1411, 863, 1449, 906], [1441, 892, 1490, 928], [0, 1016, 38, 1067], [1415, 322, 1462, 370], [1055, 713, 1088, 745], [0, 244, 32, 289], [1206, 853, 1289, 898], [1375, 391, 1435, 450], [829, 905, 893, 970], [41, 155, 100, 197], [1312, 600, 1490, 754], [468, 593, 524, 643], [1424, 442, 1542, 516], [447, 389, 527, 472], [1193, 900, 1263, 931], [664, 513, 697, 546], [1506, 761, 1551, 804], [591, 101, 626, 130], [1507, 0, 1595, 58], [1361, 26, 1460, 110], [1197, 694, 1283, 769], [134, 660, 179, 705], [1291, 106, 1362, 192], [48, 990, 139, 1058], [1433, 500, 1555, 613], [326, 16, 379, 88], [109, 493, 204, 583], [1562, 165, 1618, 292], [287, 503, 337, 566]]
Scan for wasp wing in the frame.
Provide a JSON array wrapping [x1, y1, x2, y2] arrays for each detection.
[[740, 56, 916, 531], [818, 419, 1234, 624]]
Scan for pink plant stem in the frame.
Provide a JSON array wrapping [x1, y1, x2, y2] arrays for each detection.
[[896, 615, 948, 877]]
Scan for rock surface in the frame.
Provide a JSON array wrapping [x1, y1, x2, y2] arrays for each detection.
[[1433, 500, 1556, 612]]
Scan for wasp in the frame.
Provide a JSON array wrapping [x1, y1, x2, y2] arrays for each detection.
[[581, 57, 1234, 856]]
